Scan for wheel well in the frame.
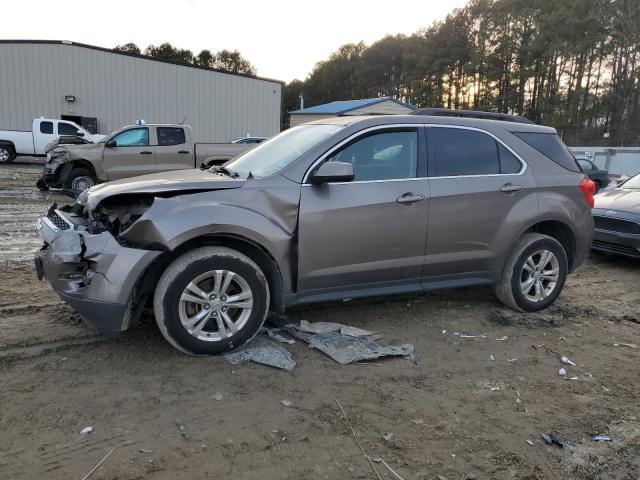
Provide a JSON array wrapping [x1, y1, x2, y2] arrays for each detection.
[[136, 234, 286, 316], [69, 160, 97, 176], [0, 141, 16, 151], [526, 221, 576, 270]]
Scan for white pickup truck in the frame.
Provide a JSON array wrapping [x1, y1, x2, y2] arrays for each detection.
[[0, 118, 105, 163]]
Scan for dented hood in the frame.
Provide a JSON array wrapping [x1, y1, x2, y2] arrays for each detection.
[[83, 169, 245, 210]]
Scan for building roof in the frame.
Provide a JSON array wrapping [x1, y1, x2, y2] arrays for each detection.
[[290, 97, 415, 115], [0, 40, 284, 85]]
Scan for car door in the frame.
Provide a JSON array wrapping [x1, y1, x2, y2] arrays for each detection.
[[102, 127, 156, 180], [424, 125, 537, 279], [297, 126, 429, 297], [34, 120, 57, 153], [154, 126, 193, 172]]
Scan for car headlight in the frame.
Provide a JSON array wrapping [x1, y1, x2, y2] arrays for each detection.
[[91, 195, 154, 236]]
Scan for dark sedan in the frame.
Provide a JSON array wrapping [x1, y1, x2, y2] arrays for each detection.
[[592, 173, 640, 259], [577, 158, 609, 190]]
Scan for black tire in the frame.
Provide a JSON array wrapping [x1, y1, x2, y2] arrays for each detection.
[[64, 167, 96, 191], [496, 233, 568, 312], [154, 246, 270, 355], [0, 145, 16, 163]]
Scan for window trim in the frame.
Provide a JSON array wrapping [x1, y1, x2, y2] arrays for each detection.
[[156, 126, 186, 147], [426, 125, 527, 179], [39, 121, 54, 135], [302, 124, 425, 184]]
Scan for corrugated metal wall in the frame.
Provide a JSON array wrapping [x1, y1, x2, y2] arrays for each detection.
[[569, 146, 640, 177], [0, 42, 282, 142]]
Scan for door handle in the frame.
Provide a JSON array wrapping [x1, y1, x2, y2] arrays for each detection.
[[500, 183, 523, 193], [396, 193, 426, 204], [178, 150, 190, 154], [140, 151, 153, 155]]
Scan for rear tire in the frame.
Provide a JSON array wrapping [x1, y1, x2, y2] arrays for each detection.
[[496, 233, 568, 312], [0, 145, 15, 163], [154, 247, 270, 355], [64, 168, 96, 191]]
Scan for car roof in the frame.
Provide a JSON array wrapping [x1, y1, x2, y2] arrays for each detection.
[[305, 114, 556, 134]]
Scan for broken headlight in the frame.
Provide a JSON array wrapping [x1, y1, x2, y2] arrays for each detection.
[[90, 195, 154, 236]]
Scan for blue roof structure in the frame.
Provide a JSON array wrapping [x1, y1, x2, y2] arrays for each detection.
[[289, 97, 415, 115]]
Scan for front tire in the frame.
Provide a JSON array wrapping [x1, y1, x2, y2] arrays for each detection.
[[65, 167, 96, 191], [154, 247, 270, 355], [0, 145, 15, 163], [496, 233, 568, 312]]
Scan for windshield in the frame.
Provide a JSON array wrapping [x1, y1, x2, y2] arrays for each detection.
[[623, 173, 640, 189], [223, 124, 342, 178]]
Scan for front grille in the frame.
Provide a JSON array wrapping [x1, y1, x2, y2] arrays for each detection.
[[593, 216, 640, 235], [592, 240, 640, 258], [47, 211, 70, 230]]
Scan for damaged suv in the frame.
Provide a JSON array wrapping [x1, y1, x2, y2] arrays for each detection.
[[35, 112, 595, 355]]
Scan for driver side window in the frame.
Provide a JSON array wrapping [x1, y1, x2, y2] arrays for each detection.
[[327, 130, 418, 181], [111, 128, 149, 147]]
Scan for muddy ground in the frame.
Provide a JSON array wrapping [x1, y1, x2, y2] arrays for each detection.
[[0, 163, 638, 480]]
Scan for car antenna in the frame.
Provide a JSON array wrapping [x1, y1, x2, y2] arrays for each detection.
[[179, 116, 187, 125]]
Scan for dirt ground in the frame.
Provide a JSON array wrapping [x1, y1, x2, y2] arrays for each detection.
[[0, 163, 638, 480]]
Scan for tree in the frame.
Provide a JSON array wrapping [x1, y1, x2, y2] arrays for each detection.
[[114, 43, 141, 55], [144, 43, 194, 65], [212, 49, 257, 75], [283, 79, 305, 127], [195, 49, 215, 68]]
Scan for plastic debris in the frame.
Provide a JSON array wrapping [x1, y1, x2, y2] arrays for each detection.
[[224, 335, 296, 371], [175, 419, 190, 440], [559, 368, 567, 376], [490, 386, 500, 391], [212, 393, 224, 401], [490, 355, 495, 361], [263, 327, 295, 345], [496, 336, 509, 341], [80, 426, 93, 436], [281, 399, 293, 407], [568, 376, 579, 380], [593, 434, 612, 442], [526, 440, 534, 446], [295, 320, 376, 337], [542, 432, 567, 448], [383, 432, 394, 442], [613, 342, 638, 349], [442, 330, 447, 334], [460, 334, 487, 339], [507, 358, 518, 362], [561, 356, 576, 366], [287, 328, 414, 365]]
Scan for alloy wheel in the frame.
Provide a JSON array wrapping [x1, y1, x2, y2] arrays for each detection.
[[520, 249, 560, 302]]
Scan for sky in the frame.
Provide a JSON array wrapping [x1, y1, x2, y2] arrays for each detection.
[[5, 0, 469, 82]]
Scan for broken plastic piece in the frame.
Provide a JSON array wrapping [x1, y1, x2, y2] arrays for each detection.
[[263, 327, 295, 345], [592, 434, 611, 442], [223, 335, 296, 371], [383, 432, 394, 442], [281, 400, 293, 407], [295, 320, 376, 337], [80, 426, 93, 436], [559, 368, 567, 376], [561, 356, 576, 365]]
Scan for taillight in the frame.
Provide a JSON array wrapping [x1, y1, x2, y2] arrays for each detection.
[[579, 176, 596, 208]]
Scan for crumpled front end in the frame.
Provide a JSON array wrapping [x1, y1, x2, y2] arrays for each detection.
[[35, 205, 162, 333]]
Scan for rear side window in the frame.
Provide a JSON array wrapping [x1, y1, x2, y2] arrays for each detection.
[[431, 128, 499, 176], [58, 123, 80, 135], [157, 127, 186, 146], [40, 121, 53, 134], [498, 143, 523, 174], [513, 132, 580, 172]]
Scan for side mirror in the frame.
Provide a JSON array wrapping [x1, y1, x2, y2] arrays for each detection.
[[105, 140, 116, 148], [76, 131, 85, 137], [310, 161, 354, 185]]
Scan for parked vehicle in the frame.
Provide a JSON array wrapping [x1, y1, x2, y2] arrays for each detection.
[[0, 118, 104, 163], [231, 136, 266, 144], [35, 111, 595, 355], [592, 173, 640, 258], [42, 124, 258, 191], [577, 158, 609, 190]]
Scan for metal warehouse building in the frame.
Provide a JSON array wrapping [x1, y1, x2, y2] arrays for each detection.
[[0, 40, 283, 142]]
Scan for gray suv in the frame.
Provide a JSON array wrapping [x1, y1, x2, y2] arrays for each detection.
[[35, 111, 595, 355]]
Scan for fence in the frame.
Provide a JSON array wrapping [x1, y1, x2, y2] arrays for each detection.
[[568, 147, 640, 177]]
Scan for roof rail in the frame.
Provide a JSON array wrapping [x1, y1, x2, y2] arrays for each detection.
[[411, 108, 535, 125]]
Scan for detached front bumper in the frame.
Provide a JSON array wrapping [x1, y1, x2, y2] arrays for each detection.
[[35, 209, 162, 333]]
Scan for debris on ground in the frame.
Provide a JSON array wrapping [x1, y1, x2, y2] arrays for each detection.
[[212, 393, 224, 401], [223, 335, 296, 371], [287, 328, 414, 365], [295, 319, 376, 337], [263, 327, 295, 345], [542, 432, 569, 448], [561, 356, 576, 365], [593, 434, 612, 442], [496, 336, 508, 341], [80, 426, 93, 436], [281, 400, 293, 407], [559, 368, 567, 376], [175, 419, 191, 440], [382, 432, 394, 442], [613, 342, 638, 349], [526, 440, 534, 446]]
